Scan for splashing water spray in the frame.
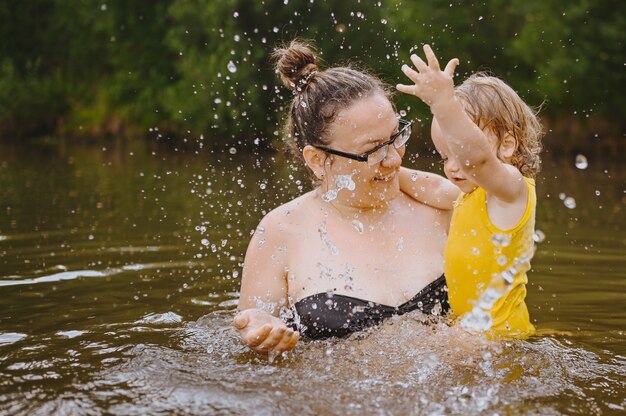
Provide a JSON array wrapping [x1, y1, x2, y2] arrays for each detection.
[[459, 233, 537, 332], [322, 174, 356, 202]]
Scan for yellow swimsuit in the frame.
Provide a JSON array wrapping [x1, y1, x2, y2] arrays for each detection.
[[445, 177, 536, 338]]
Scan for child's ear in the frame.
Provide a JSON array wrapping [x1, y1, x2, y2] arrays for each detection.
[[499, 133, 518, 160], [302, 145, 328, 180]]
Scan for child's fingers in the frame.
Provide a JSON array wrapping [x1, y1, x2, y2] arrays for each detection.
[[409, 54, 428, 73], [423, 44, 441, 71], [396, 83, 416, 95], [401, 64, 420, 82], [444, 58, 460, 77]]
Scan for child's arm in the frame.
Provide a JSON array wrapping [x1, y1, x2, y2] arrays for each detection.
[[399, 166, 460, 210], [396, 45, 527, 208]]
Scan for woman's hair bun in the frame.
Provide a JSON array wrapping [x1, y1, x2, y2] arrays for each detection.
[[272, 39, 319, 91]]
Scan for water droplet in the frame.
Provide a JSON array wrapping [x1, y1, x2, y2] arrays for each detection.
[[322, 189, 338, 202], [533, 229, 546, 243], [559, 192, 566, 200], [214, 98, 222, 104], [336, 175, 356, 191], [229, 147, 237, 154], [471, 247, 480, 255], [497, 255, 508, 266], [227, 61, 237, 73], [564, 196, 576, 209], [317, 222, 341, 256], [575, 154, 588, 169], [595, 190, 600, 196], [300, 100, 307, 108], [411, 172, 419, 181], [460, 308, 492, 331], [352, 220, 364, 234], [491, 233, 511, 247], [501, 268, 516, 284], [201, 238, 209, 246]]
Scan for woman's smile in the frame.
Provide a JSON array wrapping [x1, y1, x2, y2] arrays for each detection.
[[373, 170, 399, 183]]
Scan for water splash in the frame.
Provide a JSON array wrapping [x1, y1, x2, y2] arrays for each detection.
[[253, 297, 278, 314], [491, 233, 511, 247], [460, 246, 535, 332], [575, 154, 588, 170], [533, 229, 546, 243], [137, 312, 183, 325], [322, 189, 338, 202], [322, 174, 355, 202], [563, 196, 576, 209], [397, 236, 404, 251], [335, 174, 356, 191], [318, 222, 339, 255]]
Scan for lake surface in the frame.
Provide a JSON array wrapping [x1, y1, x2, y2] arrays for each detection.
[[0, 138, 624, 415]]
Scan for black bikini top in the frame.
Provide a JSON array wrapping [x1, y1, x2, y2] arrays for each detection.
[[289, 275, 449, 339]]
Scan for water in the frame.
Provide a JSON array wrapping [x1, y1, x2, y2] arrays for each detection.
[[0, 139, 624, 414]]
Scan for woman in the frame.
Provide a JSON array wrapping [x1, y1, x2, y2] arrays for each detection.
[[234, 40, 458, 353]]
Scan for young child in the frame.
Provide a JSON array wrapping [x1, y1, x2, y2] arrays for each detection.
[[397, 45, 543, 338]]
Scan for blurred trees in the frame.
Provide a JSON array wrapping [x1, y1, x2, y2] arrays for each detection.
[[0, 0, 623, 151]]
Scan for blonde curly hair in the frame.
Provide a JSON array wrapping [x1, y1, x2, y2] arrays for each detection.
[[455, 72, 544, 178]]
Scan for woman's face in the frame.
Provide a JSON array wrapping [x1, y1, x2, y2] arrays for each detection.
[[322, 93, 404, 208]]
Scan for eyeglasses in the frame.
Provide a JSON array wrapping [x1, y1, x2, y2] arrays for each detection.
[[315, 119, 412, 166]]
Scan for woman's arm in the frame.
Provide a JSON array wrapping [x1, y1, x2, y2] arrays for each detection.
[[234, 211, 300, 354], [399, 166, 460, 210]]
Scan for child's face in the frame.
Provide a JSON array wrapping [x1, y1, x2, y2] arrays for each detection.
[[431, 118, 502, 193]]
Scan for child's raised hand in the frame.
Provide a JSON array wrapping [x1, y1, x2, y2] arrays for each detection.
[[396, 45, 459, 111]]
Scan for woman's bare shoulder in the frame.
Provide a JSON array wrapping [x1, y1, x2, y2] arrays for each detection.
[[257, 190, 318, 235]]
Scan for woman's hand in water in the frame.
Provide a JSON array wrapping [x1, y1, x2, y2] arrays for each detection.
[[397, 44, 459, 111], [233, 308, 300, 354]]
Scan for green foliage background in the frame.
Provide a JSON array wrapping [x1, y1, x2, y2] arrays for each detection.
[[0, 0, 623, 152]]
